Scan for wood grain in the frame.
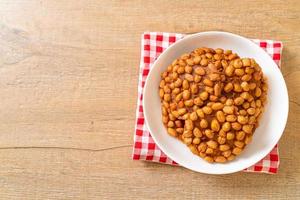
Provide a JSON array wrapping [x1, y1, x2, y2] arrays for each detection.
[[0, 0, 299, 199]]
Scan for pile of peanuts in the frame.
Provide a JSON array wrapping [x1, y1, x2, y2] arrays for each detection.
[[159, 47, 268, 163]]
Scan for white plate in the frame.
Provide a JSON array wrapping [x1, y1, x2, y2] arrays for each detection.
[[143, 31, 289, 174]]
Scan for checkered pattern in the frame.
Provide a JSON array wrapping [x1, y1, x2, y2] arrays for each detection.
[[133, 32, 283, 174]]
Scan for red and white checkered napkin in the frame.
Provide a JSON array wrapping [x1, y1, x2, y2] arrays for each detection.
[[132, 32, 283, 174]]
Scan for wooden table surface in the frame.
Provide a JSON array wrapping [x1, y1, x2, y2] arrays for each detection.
[[0, 0, 299, 199]]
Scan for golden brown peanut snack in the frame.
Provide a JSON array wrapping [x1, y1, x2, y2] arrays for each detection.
[[159, 47, 268, 163]]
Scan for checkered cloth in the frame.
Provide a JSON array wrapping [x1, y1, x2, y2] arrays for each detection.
[[133, 32, 283, 174]]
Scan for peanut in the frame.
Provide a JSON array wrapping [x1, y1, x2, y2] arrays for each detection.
[[211, 119, 220, 132], [217, 136, 226, 144], [232, 147, 243, 155], [204, 156, 214, 163], [222, 122, 231, 132], [216, 111, 226, 123], [219, 144, 230, 151], [223, 106, 235, 114], [215, 156, 226, 163], [198, 142, 207, 152], [212, 102, 224, 110], [226, 132, 235, 140], [199, 91, 209, 101], [182, 80, 189, 90], [203, 106, 213, 114], [203, 78, 213, 87], [185, 119, 194, 130], [233, 59, 243, 68], [167, 128, 177, 137], [236, 131, 246, 141], [207, 140, 218, 149], [190, 112, 198, 121], [193, 127, 202, 137], [196, 109, 205, 118], [231, 122, 242, 130], [224, 82, 233, 92], [234, 141, 245, 148], [234, 97, 244, 105], [200, 119, 209, 129], [205, 129, 214, 139], [182, 90, 190, 100], [226, 115, 237, 122]]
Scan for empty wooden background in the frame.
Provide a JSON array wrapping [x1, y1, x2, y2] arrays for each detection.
[[0, 0, 299, 199]]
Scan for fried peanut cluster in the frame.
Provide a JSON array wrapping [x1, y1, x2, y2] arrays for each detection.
[[159, 47, 268, 163]]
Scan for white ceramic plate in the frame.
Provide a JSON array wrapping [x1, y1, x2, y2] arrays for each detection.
[[143, 31, 288, 174]]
